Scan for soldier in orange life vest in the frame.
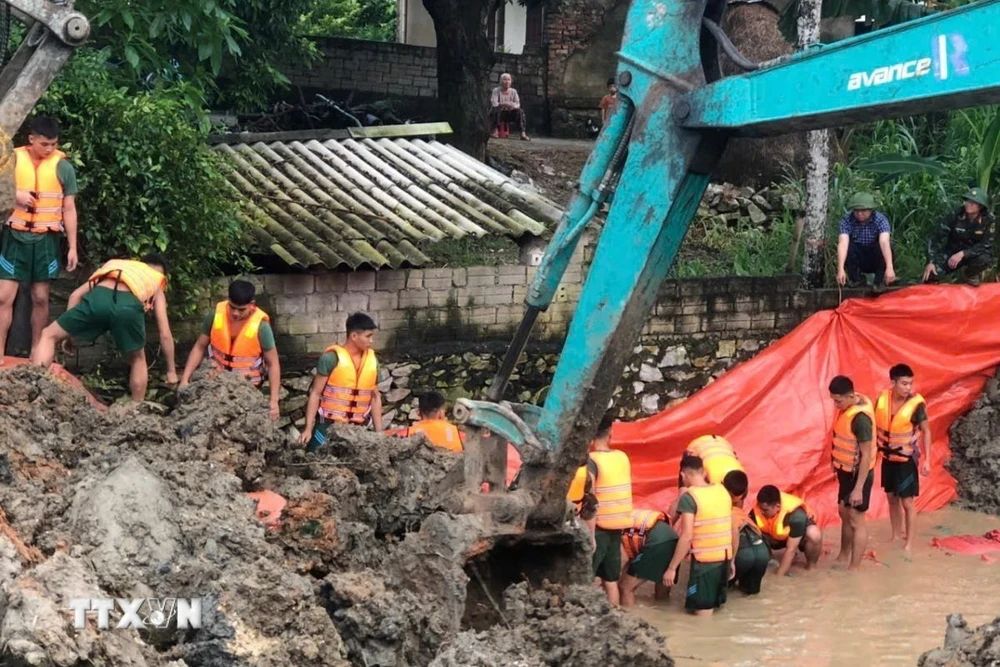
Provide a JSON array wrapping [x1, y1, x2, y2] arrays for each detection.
[[828, 375, 876, 571], [0, 117, 80, 361], [749, 484, 822, 577], [722, 470, 770, 595], [670, 435, 745, 518], [663, 455, 736, 616], [31, 254, 177, 402], [179, 280, 281, 420], [393, 391, 463, 452], [300, 312, 383, 451], [875, 363, 931, 553], [584, 410, 633, 606], [618, 508, 679, 607]]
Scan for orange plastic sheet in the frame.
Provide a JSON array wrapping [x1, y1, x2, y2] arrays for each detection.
[[611, 284, 1000, 527], [932, 529, 1000, 555]]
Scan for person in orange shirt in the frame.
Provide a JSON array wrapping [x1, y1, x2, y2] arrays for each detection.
[[395, 391, 463, 452]]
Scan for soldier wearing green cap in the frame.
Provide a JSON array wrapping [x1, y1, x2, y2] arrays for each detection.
[[836, 192, 896, 287], [923, 187, 996, 286]]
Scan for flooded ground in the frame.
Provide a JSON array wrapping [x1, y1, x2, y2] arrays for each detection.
[[630, 506, 1000, 666]]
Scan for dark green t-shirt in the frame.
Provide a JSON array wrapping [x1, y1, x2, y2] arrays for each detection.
[[677, 492, 698, 515], [910, 403, 929, 425], [12, 159, 79, 244], [200, 313, 275, 351], [851, 413, 873, 443]]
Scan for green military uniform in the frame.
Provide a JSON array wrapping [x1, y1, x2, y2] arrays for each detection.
[[927, 194, 996, 280], [733, 523, 770, 595], [677, 492, 729, 612], [0, 159, 78, 283], [837, 413, 876, 512], [881, 402, 928, 498], [626, 521, 680, 583], [56, 287, 147, 353]]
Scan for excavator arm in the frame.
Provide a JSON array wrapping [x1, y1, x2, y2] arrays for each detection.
[[454, 0, 1000, 527], [0, 0, 88, 135]]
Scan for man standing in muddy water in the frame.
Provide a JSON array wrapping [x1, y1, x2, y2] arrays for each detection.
[[829, 375, 876, 571], [663, 455, 735, 615], [875, 364, 931, 554], [299, 312, 383, 451], [585, 411, 633, 606]]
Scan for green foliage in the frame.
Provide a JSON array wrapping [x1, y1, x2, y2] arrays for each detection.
[[75, 0, 317, 110], [36, 51, 253, 314], [977, 113, 1000, 192], [298, 0, 396, 41], [856, 153, 948, 185], [778, 0, 938, 43], [825, 109, 1000, 282], [673, 212, 800, 278]]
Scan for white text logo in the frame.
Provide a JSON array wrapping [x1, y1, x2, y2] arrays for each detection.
[[847, 57, 932, 91], [68, 598, 202, 630]]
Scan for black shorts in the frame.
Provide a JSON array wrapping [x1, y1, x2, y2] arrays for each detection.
[[881, 458, 920, 498], [837, 468, 874, 512]]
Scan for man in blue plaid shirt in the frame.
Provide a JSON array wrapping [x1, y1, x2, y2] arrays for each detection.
[[836, 192, 896, 287]]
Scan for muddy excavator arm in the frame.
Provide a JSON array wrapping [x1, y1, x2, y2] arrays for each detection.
[[453, 0, 1000, 527], [0, 0, 88, 209]]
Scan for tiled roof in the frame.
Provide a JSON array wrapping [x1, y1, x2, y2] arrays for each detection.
[[215, 134, 562, 270]]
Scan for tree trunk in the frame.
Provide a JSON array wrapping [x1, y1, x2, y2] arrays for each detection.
[[797, 0, 830, 287], [421, 0, 497, 161]]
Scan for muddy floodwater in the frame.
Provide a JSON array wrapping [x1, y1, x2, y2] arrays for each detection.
[[630, 507, 1000, 666]]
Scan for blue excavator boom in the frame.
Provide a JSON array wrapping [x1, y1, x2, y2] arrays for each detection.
[[452, 0, 1000, 526]]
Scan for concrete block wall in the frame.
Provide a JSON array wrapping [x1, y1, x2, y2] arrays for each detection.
[[282, 37, 548, 131]]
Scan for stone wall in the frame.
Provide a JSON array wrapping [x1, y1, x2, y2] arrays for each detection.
[[282, 37, 548, 132]]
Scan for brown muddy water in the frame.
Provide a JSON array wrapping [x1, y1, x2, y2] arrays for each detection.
[[629, 507, 1000, 666]]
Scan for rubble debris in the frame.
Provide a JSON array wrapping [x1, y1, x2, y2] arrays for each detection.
[[918, 614, 1000, 666], [947, 376, 1000, 515], [0, 365, 673, 666]]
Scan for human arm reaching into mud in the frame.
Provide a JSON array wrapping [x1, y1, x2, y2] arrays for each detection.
[[776, 536, 801, 577], [179, 334, 210, 388], [264, 347, 281, 421], [152, 290, 177, 385], [299, 373, 328, 444], [663, 508, 694, 587]]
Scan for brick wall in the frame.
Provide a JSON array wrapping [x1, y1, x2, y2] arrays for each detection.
[[282, 37, 548, 132], [52, 246, 862, 375]]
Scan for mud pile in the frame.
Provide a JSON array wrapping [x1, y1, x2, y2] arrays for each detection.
[[919, 614, 1000, 666], [0, 366, 670, 666], [947, 376, 1000, 514]]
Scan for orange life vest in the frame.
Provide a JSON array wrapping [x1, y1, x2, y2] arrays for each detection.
[[752, 491, 811, 541], [831, 394, 877, 473], [88, 260, 166, 312], [732, 505, 760, 536], [687, 484, 733, 563], [622, 509, 665, 561], [318, 345, 378, 424], [590, 450, 633, 530], [875, 390, 926, 463], [8, 147, 65, 233], [208, 301, 270, 387], [567, 465, 589, 513], [407, 419, 463, 453], [686, 435, 744, 484]]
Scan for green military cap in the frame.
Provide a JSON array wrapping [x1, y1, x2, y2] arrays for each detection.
[[847, 192, 876, 210], [963, 187, 989, 208]]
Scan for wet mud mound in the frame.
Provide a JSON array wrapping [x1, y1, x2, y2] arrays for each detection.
[[431, 582, 673, 667], [948, 378, 1000, 514], [919, 614, 1000, 666], [0, 366, 672, 666]]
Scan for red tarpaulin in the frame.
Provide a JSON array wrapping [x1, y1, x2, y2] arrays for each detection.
[[932, 530, 1000, 555], [612, 284, 1000, 527]]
